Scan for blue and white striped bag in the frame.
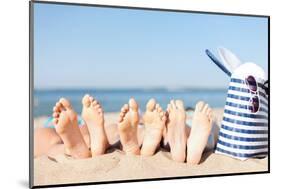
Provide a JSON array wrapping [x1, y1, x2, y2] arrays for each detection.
[[206, 48, 268, 160], [215, 63, 268, 160]]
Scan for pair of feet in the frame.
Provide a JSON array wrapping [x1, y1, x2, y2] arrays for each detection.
[[118, 98, 166, 156], [52, 95, 108, 159], [165, 100, 213, 164]]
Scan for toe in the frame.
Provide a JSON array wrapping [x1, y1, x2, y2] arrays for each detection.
[[195, 101, 205, 112], [155, 104, 161, 112], [175, 100, 185, 110], [82, 94, 91, 107], [121, 104, 129, 112], [119, 110, 126, 122], [93, 103, 101, 109], [97, 108, 103, 113], [55, 102, 62, 111], [160, 111, 166, 120], [129, 98, 138, 112], [92, 99, 98, 106], [157, 106, 163, 113], [202, 104, 209, 113], [170, 100, 177, 109], [59, 98, 72, 110], [167, 104, 171, 112], [207, 108, 213, 120], [120, 112, 125, 117], [118, 116, 123, 123], [53, 112, 59, 118], [53, 106, 60, 113], [52, 118, 58, 125], [91, 100, 99, 107], [89, 96, 94, 102], [146, 98, 156, 111]]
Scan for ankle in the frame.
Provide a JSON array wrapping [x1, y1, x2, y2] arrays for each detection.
[[68, 145, 91, 159], [91, 138, 108, 156], [123, 142, 140, 155]]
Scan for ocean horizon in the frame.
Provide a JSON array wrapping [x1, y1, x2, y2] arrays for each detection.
[[33, 88, 228, 117]]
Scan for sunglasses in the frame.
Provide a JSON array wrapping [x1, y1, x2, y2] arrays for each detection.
[[245, 75, 260, 113]]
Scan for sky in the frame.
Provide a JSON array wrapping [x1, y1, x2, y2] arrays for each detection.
[[34, 3, 268, 89]]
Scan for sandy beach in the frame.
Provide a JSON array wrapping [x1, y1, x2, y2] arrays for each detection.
[[33, 108, 268, 186]]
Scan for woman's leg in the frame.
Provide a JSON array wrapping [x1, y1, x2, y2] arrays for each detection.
[[34, 128, 63, 158], [34, 124, 90, 158]]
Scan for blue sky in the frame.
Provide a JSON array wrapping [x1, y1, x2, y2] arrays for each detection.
[[34, 3, 268, 89]]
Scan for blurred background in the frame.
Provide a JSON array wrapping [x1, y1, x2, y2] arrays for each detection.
[[33, 3, 268, 117]]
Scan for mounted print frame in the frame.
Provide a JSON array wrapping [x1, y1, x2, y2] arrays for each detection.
[[30, 1, 270, 188]]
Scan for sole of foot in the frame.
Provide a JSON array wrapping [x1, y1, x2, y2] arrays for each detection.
[[141, 98, 166, 156], [82, 94, 109, 156], [118, 98, 140, 155], [186, 101, 213, 165], [166, 99, 188, 162], [52, 98, 91, 159]]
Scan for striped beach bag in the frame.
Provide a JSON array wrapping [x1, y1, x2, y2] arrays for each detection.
[[206, 47, 268, 160], [215, 63, 268, 160]]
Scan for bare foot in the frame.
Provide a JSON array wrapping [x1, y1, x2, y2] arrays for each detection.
[[118, 98, 140, 155], [141, 99, 166, 156], [52, 98, 91, 159], [166, 100, 188, 162], [186, 101, 213, 164], [82, 94, 109, 156]]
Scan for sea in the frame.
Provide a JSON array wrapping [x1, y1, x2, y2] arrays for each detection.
[[33, 88, 227, 117]]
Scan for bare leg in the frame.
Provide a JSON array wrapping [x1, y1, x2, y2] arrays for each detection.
[[46, 144, 65, 157], [52, 98, 91, 159], [34, 128, 62, 158], [118, 98, 140, 155], [186, 101, 213, 164], [34, 124, 90, 157]]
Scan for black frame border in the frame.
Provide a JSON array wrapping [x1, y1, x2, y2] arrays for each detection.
[[29, 1, 270, 188]]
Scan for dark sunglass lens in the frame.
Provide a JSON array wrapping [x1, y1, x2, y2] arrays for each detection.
[[251, 96, 259, 113], [246, 76, 257, 92]]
